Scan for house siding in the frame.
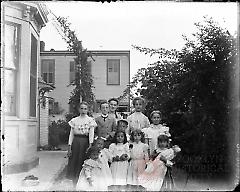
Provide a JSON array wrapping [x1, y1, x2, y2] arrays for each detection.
[[39, 96, 49, 146], [40, 51, 130, 118]]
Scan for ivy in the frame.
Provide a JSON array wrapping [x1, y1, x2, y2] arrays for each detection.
[[53, 16, 95, 115]]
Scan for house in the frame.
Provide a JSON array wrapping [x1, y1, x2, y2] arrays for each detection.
[[40, 46, 130, 119], [1, 2, 49, 174]]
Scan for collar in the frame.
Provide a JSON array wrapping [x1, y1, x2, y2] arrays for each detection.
[[101, 114, 108, 118]]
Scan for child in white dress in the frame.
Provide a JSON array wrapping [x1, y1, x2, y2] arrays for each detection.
[[138, 134, 181, 191], [127, 97, 150, 134], [142, 110, 171, 155], [93, 137, 113, 187], [109, 130, 130, 185], [76, 147, 108, 191], [127, 129, 149, 185]]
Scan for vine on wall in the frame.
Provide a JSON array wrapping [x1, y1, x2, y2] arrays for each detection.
[[54, 16, 95, 115]]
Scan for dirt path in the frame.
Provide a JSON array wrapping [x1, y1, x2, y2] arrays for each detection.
[[49, 165, 235, 191]]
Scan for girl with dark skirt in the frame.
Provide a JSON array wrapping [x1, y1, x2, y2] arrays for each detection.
[[66, 101, 97, 186]]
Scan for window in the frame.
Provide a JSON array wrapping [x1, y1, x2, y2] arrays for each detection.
[[29, 34, 38, 117], [49, 100, 62, 115], [69, 61, 75, 83], [41, 59, 55, 84], [4, 23, 19, 116], [107, 59, 120, 85]]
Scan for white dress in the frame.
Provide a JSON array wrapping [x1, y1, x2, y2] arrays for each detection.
[[138, 148, 175, 191], [98, 148, 113, 187], [76, 159, 108, 191], [142, 124, 171, 154], [127, 142, 149, 185], [127, 112, 150, 133], [109, 143, 130, 185]]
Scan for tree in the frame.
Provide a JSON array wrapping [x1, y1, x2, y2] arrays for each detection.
[[131, 16, 237, 178]]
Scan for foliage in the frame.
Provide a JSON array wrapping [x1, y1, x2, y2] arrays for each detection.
[[131, 16, 237, 177], [54, 16, 95, 116], [48, 119, 71, 146]]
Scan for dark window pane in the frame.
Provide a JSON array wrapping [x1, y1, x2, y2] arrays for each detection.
[[43, 73, 48, 82], [70, 61, 75, 72], [49, 61, 54, 72], [30, 34, 37, 76], [30, 76, 36, 116], [42, 62, 48, 72], [48, 73, 53, 83], [113, 62, 119, 72], [107, 59, 120, 85]]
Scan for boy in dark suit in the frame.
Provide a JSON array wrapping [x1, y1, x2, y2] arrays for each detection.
[[95, 101, 117, 148]]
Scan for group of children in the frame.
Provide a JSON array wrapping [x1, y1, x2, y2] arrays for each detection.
[[66, 97, 181, 191]]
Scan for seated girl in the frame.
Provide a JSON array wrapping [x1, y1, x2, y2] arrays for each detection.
[[76, 146, 110, 191], [138, 134, 181, 191]]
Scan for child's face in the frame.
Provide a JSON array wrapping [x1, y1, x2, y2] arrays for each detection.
[[100, 103, 109, 115], [133, 132, 142, 142], [116, 132, 125, 143], [109, 100, 118, 113], [158, 140, 168, 149], [90, 152, 99, 160], [79, 104, 88, 115], [118, 122, 127, 131], [134, 100, 143, 112], [151, 113, 161, 125], [95, 139, 104, 150]]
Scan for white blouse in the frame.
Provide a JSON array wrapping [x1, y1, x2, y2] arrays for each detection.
[[127, 112, 150, 133], [142, 124, 171, 154], [109, 143, 130, 158], [68, 115, 97, 145]]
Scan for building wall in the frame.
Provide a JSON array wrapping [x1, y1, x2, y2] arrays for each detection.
[[40, 51, 130, 118], [92, 54, 130, 101], [2, 2, 48, 174], [40, 54, 74, 113]]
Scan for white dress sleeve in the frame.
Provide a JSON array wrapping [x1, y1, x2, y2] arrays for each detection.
[[88, 117, 97, 144], [108, 143, 115, 157], [124, 143, 130, 159], [143, 144, 149, 162], [144, 116, 150, 129], [68, 128, 74, 145]]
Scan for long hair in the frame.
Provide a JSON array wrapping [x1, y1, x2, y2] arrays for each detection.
[[130, 129, 145, 143], [112, 130, 128, 144]]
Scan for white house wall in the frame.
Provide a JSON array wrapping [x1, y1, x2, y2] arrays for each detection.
[[92, 55, 129, 101], [41, 55, 74, 113], [2, 2, 48, 174], [40, 51, 130, 117]]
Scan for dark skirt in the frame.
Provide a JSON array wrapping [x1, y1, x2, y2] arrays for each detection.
[[66, 135, 89, 184], [161, 167, 174, 191]]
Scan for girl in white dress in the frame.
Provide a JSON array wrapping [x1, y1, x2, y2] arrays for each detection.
[[127, 129, 149, 185], [109, 130, 130, 185], [138, 134, 181, 191], [76, 147, 108, 191], [142, 110, 171, 155], [127, 97, 150, 134], [93, 137, 113, 187]]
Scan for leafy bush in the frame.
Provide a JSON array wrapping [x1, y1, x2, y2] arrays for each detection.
[[131, 17, 237, 179], [49, 119, 71, 146]]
